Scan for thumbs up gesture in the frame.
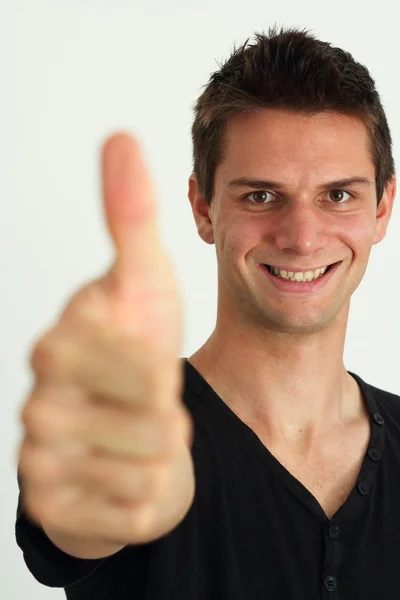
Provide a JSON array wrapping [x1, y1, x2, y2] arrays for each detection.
[[17, 134, 195, 557]]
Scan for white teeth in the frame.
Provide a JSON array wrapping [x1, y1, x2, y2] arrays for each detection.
[[271, 266, 329, 282]]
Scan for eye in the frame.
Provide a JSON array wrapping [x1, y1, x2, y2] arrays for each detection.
[[326, 190, 352, 204], [245, 190, 275, 204]]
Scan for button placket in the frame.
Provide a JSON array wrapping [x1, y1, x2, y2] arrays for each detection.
[[322, 519, 342, 598]]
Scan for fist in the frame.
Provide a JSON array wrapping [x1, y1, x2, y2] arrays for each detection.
[[17, 133, 195, 547]]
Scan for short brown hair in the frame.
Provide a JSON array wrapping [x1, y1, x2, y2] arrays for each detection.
[[191, 26, 395, 205]]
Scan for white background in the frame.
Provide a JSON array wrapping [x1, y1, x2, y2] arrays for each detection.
[[4, 0, 400, 597]]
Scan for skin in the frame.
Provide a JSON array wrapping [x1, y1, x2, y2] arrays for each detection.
[[187, 108, 396, 458]]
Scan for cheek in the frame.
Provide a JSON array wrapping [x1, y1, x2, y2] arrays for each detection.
[[223, 225, 261, 262], [339, 217, 376, 255]]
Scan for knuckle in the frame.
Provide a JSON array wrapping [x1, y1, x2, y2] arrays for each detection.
[[19, 443, 64, 485], [59, 282, 103, 321], [21, 398, 70, 440], [20, 399, 48, 436], [30, 328, 74, 380], [30, 332, 57, 373], [20, 400, 35, 430]]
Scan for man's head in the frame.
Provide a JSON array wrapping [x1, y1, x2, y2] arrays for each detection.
[[188, 27, 396, 336]]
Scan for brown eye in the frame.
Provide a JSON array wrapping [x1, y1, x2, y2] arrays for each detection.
[[328, 190, 350, 203], [246, 191, 273, 204]]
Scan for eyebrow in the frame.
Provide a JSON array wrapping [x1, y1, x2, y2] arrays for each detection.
[[226, 176, 374, 191]]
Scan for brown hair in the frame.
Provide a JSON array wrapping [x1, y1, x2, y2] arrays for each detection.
[[191, 26, 395, 205]]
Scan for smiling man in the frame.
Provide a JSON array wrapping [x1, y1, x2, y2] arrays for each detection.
[[16, 25, 399, 600]]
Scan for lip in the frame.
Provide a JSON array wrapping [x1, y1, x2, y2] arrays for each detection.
[[259, 261, 342, 294]]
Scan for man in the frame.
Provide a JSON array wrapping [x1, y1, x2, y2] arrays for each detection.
[[16, 25, 398, 599]]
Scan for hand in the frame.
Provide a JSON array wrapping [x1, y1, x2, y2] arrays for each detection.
[[17, 133, 194, 548]]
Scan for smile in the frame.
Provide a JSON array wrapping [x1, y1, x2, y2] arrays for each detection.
[[264, 264, 336, 282]]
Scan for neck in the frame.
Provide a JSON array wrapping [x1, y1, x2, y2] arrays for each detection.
[[188, 302, 363, 448]]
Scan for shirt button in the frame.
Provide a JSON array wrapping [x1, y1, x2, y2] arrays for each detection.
[[367, 448, 382, 461], [373, 413, 385, 426], [324, 575, 338, 591], [358, 481, 369, 495], [328, 523, 341, 538]]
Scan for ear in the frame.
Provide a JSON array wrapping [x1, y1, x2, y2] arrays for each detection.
[[188, 174, 215, 245], [373, 176, 397, 245]]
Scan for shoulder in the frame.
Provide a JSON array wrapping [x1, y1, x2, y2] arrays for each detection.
[[365, 380, 400, 409], [355, 372, 400, 427]]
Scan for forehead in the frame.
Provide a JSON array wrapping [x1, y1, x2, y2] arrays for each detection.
[[218, 109, 374, 185]]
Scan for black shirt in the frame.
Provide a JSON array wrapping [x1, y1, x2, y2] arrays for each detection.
[[15, 358, 400, 599]]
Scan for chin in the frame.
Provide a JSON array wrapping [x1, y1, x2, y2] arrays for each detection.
[[254, 304, 338, 334]]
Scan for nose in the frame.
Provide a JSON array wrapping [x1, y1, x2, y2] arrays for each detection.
[[273, 201, 329, 256]]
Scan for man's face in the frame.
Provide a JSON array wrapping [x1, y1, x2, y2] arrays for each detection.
[[189, 109, 396, 334]]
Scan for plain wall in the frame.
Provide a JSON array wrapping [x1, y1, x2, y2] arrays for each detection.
[[4, 0, 400, 597]]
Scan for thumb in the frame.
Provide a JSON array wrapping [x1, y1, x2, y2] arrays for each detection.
[[101, 132, 164, 296]]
